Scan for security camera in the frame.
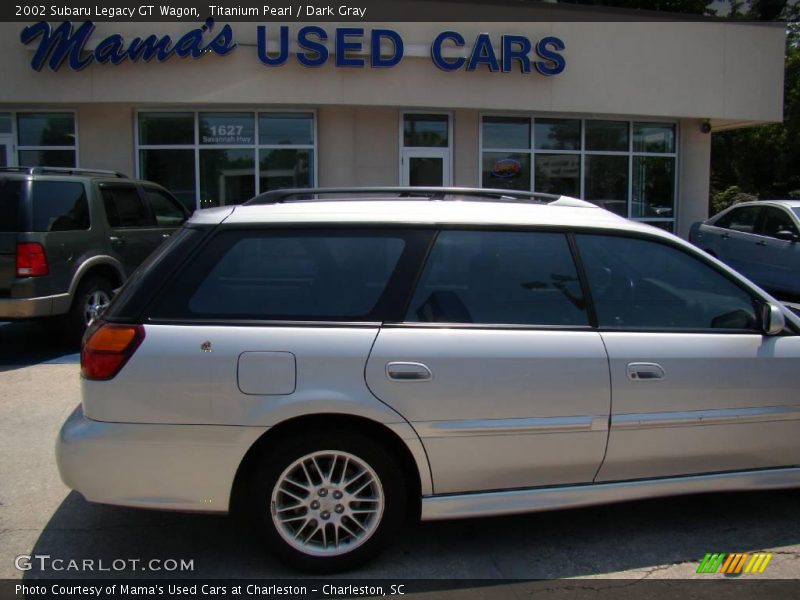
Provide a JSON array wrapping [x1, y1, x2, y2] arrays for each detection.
[[700, 120, 712, 134]]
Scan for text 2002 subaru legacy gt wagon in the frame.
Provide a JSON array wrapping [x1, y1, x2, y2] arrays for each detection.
[[57, 187, 800, 572]]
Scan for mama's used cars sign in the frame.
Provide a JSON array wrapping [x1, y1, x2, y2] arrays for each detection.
[[20, 19, 566, 75]]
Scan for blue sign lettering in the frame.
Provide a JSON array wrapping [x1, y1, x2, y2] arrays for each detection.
[[20, 22, 564, 77], [20, 19, 236, 71], [431, 31, 467, 71]]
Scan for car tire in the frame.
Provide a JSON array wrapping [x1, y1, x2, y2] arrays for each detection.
[[249, 430, 406, 573], [63, 275, 114, 346]]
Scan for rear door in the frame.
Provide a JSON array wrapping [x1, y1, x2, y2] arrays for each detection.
[[99, 183, 160, 274], [574, 233, 800, 482], [707, 205, 765, 282], [365, 229, 611, 495]]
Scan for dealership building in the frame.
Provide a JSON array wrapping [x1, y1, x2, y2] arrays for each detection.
[[0, 10, 786, 237]]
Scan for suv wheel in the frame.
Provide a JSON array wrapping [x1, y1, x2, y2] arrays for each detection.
[[64, 276, 113, 345], [249, 430, 406, 573]]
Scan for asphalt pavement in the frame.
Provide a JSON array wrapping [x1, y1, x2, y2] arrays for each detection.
[[0, 320, 799, 587]]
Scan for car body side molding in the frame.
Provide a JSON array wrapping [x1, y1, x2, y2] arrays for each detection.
[[420, 467, 800, 521]]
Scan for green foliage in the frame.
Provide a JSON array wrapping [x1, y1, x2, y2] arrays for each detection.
[[710, 15, 800, 209], [711, 186, 759, 214]]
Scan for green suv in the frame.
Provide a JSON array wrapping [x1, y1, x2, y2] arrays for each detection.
[[0, 167, 189, 343]]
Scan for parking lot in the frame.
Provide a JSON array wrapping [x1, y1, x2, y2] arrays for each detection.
[[1, 320, 799, 584]]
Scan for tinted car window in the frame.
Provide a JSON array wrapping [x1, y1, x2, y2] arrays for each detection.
[[715, 206, 762, 233], [576, 234, 759, 330], [31, 181, 89, 231], [759, 207, 798, 238], [407, 230, 589, 326], [152, 230, 407, 320], [102, 186, 151, 228], [144, 187, 188, 226], [0, 178, 23, 232]]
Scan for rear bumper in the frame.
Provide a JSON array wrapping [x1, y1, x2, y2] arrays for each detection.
[[0, 293, 70, 318], [56, 405, 268, 513]]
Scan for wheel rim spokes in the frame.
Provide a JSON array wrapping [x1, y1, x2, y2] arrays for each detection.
[[270, 450, 385, 557], [84, 290, 111, 325]]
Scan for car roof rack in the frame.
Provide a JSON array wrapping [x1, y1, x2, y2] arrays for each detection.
[[246, 186, 566, 206], [0, 166, 128, 178]]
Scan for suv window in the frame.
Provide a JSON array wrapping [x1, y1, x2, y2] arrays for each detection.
[[715, 205, 762, 233], [31, 181, 90, 231], [406, 230, 589, 326], [151, 230, 409, 321], [576, 234, 759, 330], [759, 207, 798, 239], [144, 186, 188, 226], [102, 186, 151, 228], [0, 178, 23, 232]]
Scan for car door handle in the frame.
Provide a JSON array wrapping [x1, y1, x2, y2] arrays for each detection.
[[720, 233, 730, 239], [109, 236, 125, 246], [161, 233, 171, 239], [626, 362, 665, 381], [386, 362, 432, 382], [755, 240, 767, 246]]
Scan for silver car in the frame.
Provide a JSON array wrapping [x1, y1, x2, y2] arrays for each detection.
[[690, 200, 800, 297], [57, 187, 800, 572]]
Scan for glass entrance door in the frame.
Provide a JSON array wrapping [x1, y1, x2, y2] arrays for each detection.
[[401, 149, 451, 186], [0, 135, 14, 167]]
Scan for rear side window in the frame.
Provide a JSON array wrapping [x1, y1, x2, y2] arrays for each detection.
[[0, 178, 23, 232], [151, 230, 410, 321], [102, 186, 151, 228], [31, 181, 90, 231], [576, 234, 759, 331], [406, 230, 589, 326]]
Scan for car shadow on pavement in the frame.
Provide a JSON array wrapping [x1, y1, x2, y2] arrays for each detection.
[[22, 487, 800, 580], [0, 321, 79, 372]]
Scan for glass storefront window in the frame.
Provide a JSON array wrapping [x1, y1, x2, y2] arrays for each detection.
[[259, 113, 314, 145], [16, 112, 77, 167], [482, 152, 531, 190], [139, 112, 194, 145], [200, 149, 255, 208], [480, 115, 676, 228], [200, 113, 255, 145], [17, 113, 74, 146], [534, 118, 581, 151], [137, 111, 316, 209], [584, 155, 628, 217], [586, 120, 628, 152], [259, 148, 313, 192], [0, 114, 11, 134], [482, 117, 530, 150], [139, 149, 196, 211], [18, 150, 75, 167], [535, 154, 580, 196], [633, 123, 675, 153], [403, 114, 448, 147], [632, 156, 675, 219]]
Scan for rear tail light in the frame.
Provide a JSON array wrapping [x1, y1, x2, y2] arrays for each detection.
[[81, 322, 145, 381], [16, 242, 49, 277]]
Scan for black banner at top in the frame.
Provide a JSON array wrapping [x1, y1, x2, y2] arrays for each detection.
[[2, 0, 795, 22]]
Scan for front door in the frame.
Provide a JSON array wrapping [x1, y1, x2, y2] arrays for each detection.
[[401, 149, 451, 186], [572, 233, 800, 482], [365, 229, 611, 495]]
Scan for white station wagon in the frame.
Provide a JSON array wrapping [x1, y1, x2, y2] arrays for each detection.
[[57, 187, 800, 572]]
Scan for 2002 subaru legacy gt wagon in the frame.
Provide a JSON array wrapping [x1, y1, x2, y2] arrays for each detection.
[[57, 187, 800, 572]]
